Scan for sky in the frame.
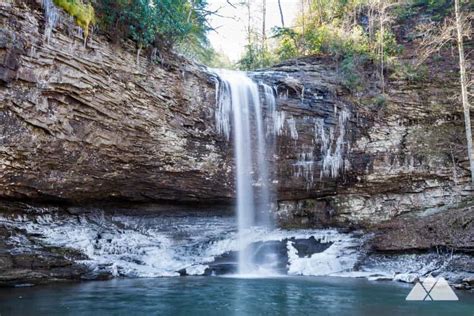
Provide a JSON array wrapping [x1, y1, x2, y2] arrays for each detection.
[[207, 0, 299, 62]]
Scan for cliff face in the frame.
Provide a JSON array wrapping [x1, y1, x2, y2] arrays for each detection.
[[263, 57, 473, 230], [1, 0, 233, 204], [1, 1, 473, 234]]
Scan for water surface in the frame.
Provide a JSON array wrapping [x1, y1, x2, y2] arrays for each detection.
[[1, 277, 473, 315]]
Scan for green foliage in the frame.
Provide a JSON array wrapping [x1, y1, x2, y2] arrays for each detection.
[[178, 41, 236, 68], [391, 62, 429, 82], [340, 53, 368, 91], [204, 50, 236, 69], [414, 0, 453, 19], [272, 27, 299, 60], [277, 37, 299, 61], [377, 29, 401, 57], [272, 0, 401, 61], [94, 0, 211, 54], [393, 3, 415, 21], [373, 94, 387, 108], [397, 0, 453, 22], [130, 0, 158, 47], [53, 0, 95, 36], [326, 25, 371, 57], [268, 0, 410, 88], [238, 42, 275, 71]]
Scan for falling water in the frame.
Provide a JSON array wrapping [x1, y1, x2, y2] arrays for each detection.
[[214, 70, 276, 275]]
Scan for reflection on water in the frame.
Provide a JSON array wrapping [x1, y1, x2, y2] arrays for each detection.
[[0, 277, 473, 316]]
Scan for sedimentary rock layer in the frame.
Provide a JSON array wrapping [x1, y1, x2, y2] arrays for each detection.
[[1, 1, 473, 230]]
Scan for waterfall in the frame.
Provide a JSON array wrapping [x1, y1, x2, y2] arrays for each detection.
[[214, 69, 276, 275]]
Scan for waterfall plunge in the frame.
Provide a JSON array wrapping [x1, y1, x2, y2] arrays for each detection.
[[214, 70, 277, 275]]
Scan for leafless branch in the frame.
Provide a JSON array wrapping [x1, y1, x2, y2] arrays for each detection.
[[226, 0, 237, 9]]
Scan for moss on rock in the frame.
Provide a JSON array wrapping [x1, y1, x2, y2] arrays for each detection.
[[53, 0, 95, 37]]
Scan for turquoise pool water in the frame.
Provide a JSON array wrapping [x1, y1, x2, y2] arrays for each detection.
[[0, 276, 473, 315]]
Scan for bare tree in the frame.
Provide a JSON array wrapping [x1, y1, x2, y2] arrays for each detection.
[[378, 0, 386, 94], [262, 0, 267, 49], [414, 10, 472, 68], [377, 1, 393, 94], [277, 0, 285, 27], [414, 1, 473, 183], [376, 1, 399, 94], [316, 0, 324, 25], [415, 19, 456, 68], [246, 0, 251, 46], [301, 0, 306, 53], [226, 0, 237, 8], [454, 0, 474, 184]]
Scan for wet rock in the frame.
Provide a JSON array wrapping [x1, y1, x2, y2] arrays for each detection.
[[452, 275, 474, 290], [459, 277, 474, 290], [204, 263, 238, 276], [81, 264, 114, 281], [289, 236, 333, 257], [247, 240, 288, 273], [354, 248, 474, 289], [0, 223, 101, 287], [463, 277, 474, 285], [205, 251, 238, 276], [0, 257, 90, 287], [370, 204, 474, 252], [205, 237, 333, 276], [0, 254, 13, 270]]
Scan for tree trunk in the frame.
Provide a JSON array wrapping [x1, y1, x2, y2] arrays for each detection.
[[317, 0, 323, 25], [379, 1, 385, 94], [454, 0, 474, 184], [187, 0, 195, 23], [301, 0, 305, 53], [262, 0, 266, 49], [368, 2, 374, 42], [247, 0, 251, 47], [277, 0, 285, 27]]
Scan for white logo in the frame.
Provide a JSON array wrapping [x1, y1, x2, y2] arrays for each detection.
[[406, 276, 458, 301]]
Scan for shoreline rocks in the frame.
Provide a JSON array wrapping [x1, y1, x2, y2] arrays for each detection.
[[1, 207, 472, 289]]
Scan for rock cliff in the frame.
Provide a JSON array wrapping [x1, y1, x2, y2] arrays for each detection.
[[261, 56, 473, 231], [0, 0, 473, 284], [1, 0, 233, 205]]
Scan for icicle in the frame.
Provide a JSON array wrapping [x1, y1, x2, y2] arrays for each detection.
[[42, 0, 59, 43], [318, 108, 351, 178]]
